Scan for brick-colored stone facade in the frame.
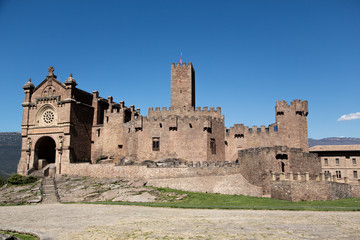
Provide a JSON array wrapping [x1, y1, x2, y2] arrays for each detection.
[[17, 63, 311, 186], [237, 146, 321, 194]]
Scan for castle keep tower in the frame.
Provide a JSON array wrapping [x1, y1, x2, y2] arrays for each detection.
[[275, 100, 309, 152], [170, 62, 195, 110]]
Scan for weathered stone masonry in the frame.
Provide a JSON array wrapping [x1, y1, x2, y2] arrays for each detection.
[[17, 62, 320, 198]]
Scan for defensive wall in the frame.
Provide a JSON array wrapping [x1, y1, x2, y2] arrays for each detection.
[[271, 172, 360, 201], [62, 161, 242, 179], [237, 146, 321, 194], [60, 161, 262, 196]]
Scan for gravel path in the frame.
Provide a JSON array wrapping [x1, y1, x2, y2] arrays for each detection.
[[0, 204, 359, 239]]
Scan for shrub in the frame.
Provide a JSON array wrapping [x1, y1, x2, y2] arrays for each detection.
[[6, 174, 38, 185]]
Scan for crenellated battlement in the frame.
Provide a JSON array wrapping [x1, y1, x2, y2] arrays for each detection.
[[148, 106, 222, 119], [125, 113, 224, 126], [227, 123, 278, 136], [276, 99, 308, 116], [171, 62, 193, 69]]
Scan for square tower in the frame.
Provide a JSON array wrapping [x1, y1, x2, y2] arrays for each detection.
[[170, 62, 195, 110]]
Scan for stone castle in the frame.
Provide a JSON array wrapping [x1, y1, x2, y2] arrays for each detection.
[[17, 62, 360, 200], [18, 63, 310, 176]]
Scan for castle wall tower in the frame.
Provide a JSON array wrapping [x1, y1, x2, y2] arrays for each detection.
[[275, 100, 309, 152], [170, 62, 195, 110]]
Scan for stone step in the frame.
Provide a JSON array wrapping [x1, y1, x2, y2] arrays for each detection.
[[41, 178, 59, 204]]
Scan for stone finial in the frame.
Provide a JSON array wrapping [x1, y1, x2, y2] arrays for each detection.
[[320, 173, 325, 182], [279, 172, 285, 180], [48, 66, 55, 76], [271, 172, 276, 181], [304, 172, 309, 181], [23, 78, 35, 89], [288, 172, 294, 181], [65, 73, 77, 85], [332, 175, 337, 182]]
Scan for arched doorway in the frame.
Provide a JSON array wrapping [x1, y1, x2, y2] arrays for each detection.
[[35, 136, 56, 169]]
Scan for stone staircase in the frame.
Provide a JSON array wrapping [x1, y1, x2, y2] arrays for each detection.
[[41, 177, 59, 204]]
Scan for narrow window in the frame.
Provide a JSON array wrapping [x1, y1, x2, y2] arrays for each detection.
[[152, 137, 160, 151], [97, 129, 101, 137], [353, 158, 357, 165], [281, 162, 285, 172], [106, 116, 109, 123], [159, 123, 162, 128], [274, 125, 278, 131], [276, 154, 288, 160], [336, 170, 342, 179], [324, 158, 328, 166], [189, 123, 192, 128], [354, 171, 358, 179], [210, 138, 216, 154], [336, 158, 340, 165]]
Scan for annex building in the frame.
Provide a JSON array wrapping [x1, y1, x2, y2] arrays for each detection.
[[310, 145, 360, 184]]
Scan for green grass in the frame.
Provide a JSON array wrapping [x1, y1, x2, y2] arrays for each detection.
[[0, 230, 39, 240], [79, 187, 360, 211]]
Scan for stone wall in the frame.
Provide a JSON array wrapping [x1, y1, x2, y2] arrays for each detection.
[[271, 180, 353, 201], [351, 184, 360, 198], [62, 162, 244, 180], [147, 173, 263, 197], [237, 146, 321, 194]]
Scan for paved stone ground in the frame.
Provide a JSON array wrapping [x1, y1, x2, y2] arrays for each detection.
[[0, 204, 360, 240]]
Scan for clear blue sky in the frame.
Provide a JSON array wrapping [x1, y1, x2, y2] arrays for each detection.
[[0, 0, 359, 139]]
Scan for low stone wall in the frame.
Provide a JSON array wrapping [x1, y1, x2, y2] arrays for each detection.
[[62, 162, 244, 180], [147, 173, 263, 197], [351, 185, 360, 198], [271, 180, 352, 201]]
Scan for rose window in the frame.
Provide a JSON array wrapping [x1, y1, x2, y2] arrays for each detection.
[[42, 110, 55, 124]]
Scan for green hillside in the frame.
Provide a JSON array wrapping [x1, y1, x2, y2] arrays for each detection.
[[0, 132, 21, 179]]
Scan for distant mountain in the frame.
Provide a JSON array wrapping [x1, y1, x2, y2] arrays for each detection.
[[0, 132, 21, 178], [309, 137, 360, 147]]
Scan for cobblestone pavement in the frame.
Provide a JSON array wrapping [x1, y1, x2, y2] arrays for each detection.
[[0, 204, 359, 239]]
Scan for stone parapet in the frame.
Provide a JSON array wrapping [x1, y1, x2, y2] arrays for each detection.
[[62, 162, 242, 180]]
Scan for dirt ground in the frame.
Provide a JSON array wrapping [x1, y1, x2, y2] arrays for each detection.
[[0, 204, 359, 240]]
